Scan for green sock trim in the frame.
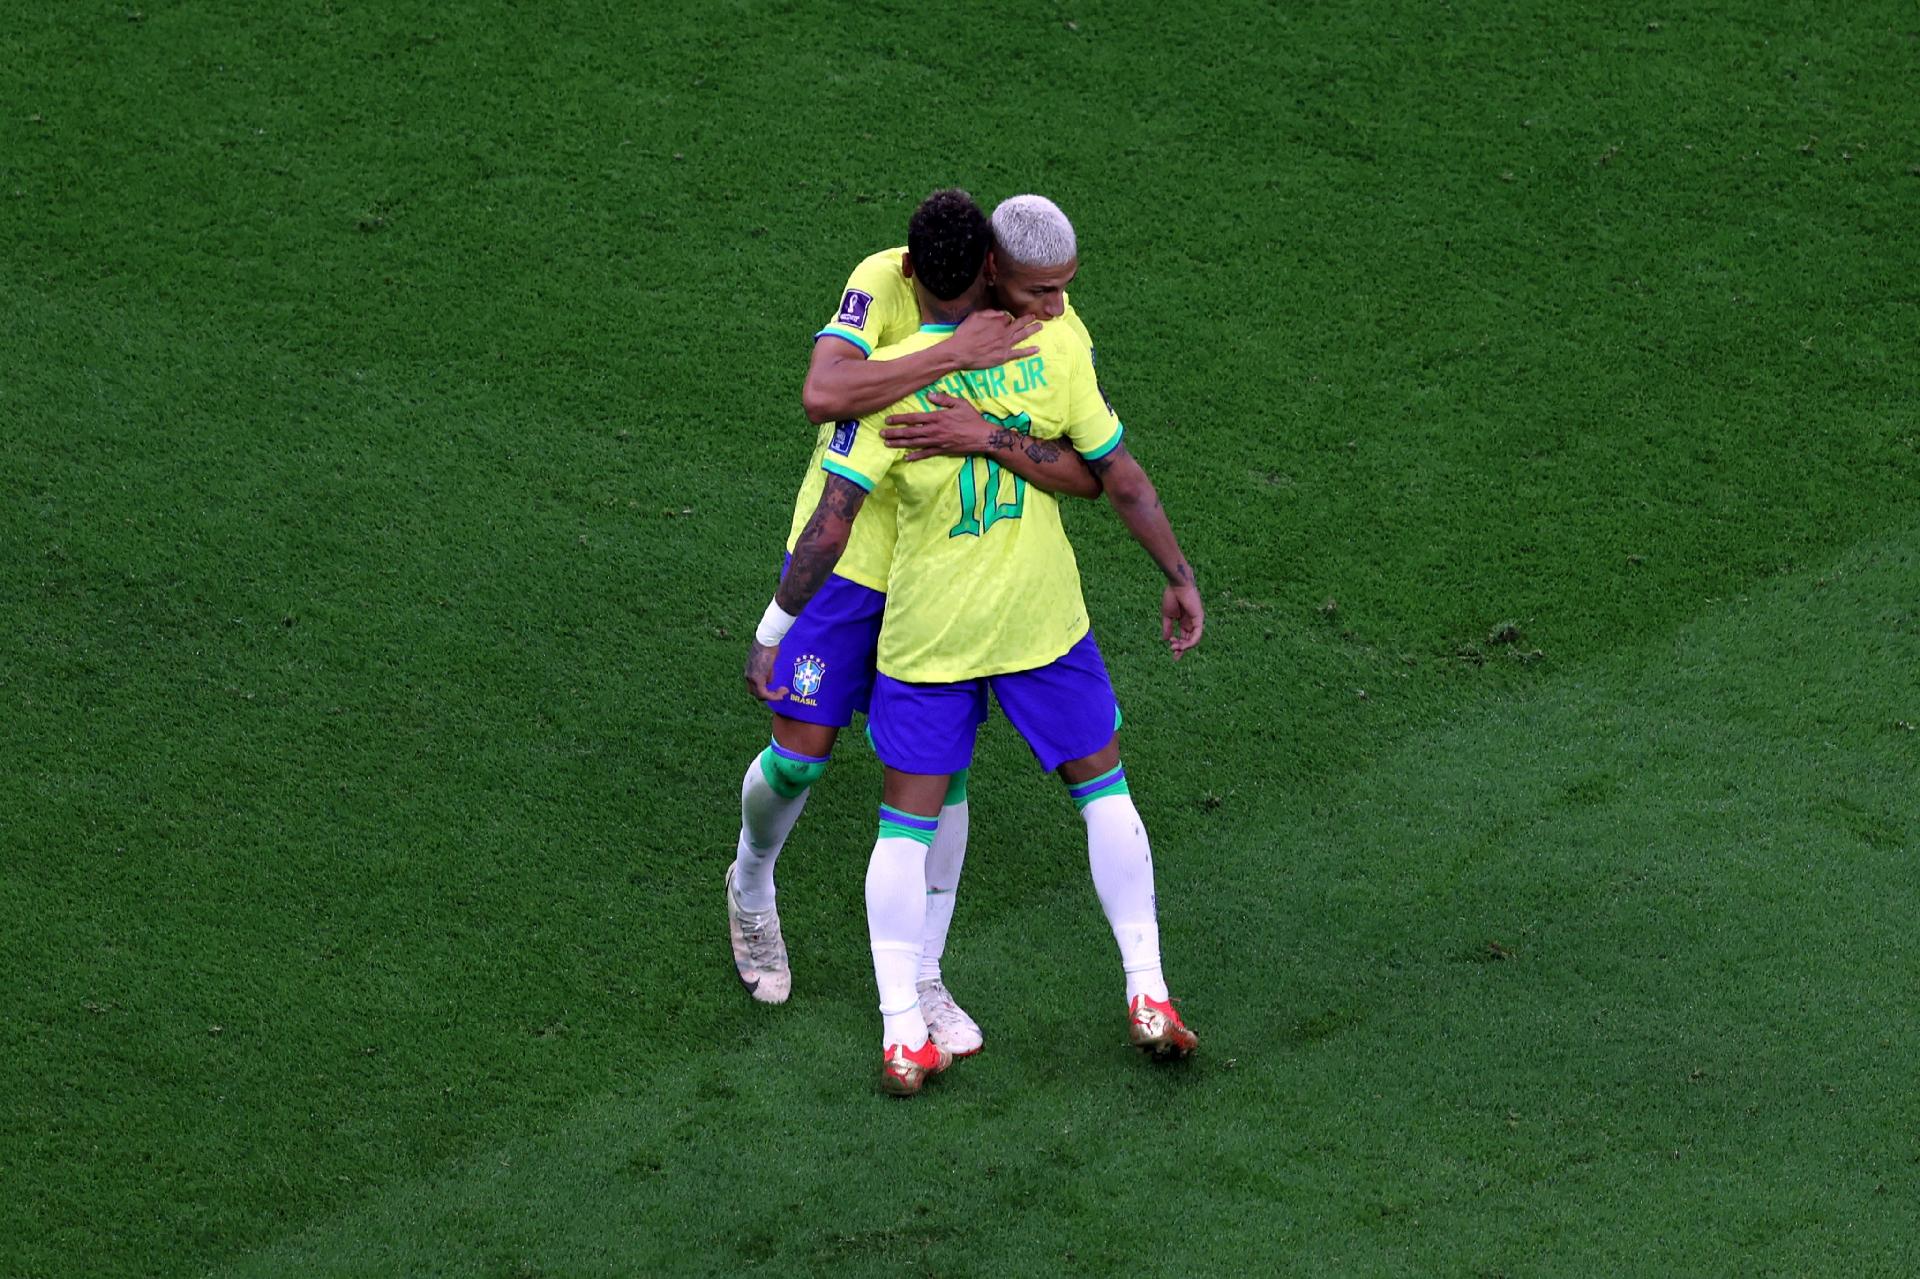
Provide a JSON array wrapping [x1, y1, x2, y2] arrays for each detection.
[[759, 744, 827, 799], [757, 749, 790, 795], [877, 819, 936, 847], [944, 769, 969, 806], [1073, 779, 1131, 811], [1070, 764, 1131, 811], [878, 804, 938, 846]]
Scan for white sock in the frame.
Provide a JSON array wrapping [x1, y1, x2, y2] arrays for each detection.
[[918, 798, 968, 986], [1082, 790, 1169, 1003], [867, 826, 932, 1047], [733, 751, 809, 912]]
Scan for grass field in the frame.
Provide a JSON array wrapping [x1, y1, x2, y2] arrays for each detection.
[[5, 2, 1918, 1275]]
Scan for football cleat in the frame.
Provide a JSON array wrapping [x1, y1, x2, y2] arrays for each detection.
[[880, 1037, 953, 1097], [725, 861, 790, 1004], [917, 980, 984, 1057], [1128, 994, 1198, 1059]]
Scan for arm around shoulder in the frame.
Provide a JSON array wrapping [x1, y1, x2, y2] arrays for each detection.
[[802, 339, 867, 424]]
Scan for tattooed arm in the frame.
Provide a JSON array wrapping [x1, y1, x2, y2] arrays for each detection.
[[744, 475, 868, 702], [1088, 443, 1205, 660], [879, 392, 1100, 498], [775, 475, 867, 613]]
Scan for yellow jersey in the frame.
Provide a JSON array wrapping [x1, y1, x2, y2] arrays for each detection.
[[820, 317, 1123, 682], [786, 248, 1092, 592]]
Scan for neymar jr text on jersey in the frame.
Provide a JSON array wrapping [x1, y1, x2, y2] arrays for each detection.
[[913, 357, 1051, 411]]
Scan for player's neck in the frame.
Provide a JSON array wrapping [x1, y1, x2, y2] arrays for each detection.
[[913, 276, 986, 329], [920, 299, 975, 328]]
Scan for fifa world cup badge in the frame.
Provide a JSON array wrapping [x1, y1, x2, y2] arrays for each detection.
[[792, 654, 826, 700], [836, 289, 873, 330]]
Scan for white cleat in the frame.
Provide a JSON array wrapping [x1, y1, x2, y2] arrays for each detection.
[[726, 861, 790, 1004], [917, 980, 983, 1057]]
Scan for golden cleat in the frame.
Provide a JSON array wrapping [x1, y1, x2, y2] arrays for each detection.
[[1128, 994, 1198, 1060], [880, 1039, 953, 1096]]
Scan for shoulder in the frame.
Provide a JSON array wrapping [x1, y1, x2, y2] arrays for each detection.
[[822, 247, 914, 352], [1059, 297, 1094, 349], [1035, 316, 1096, 371], [845, 245, 910, 289]]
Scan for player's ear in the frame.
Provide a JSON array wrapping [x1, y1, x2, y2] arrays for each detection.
[[983, 248, 999, 285], [900, 251, 913, 280]]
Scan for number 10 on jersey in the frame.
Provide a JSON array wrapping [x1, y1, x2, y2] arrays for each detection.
[[948, 411, 1031, 539]]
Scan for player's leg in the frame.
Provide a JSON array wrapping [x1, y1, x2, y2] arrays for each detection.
[[725, 713, 831, 1004], [1057, 738, 1195, 1059], [733, 714, 837, 912], [870, 767, 949, 1094], [727, 561, 883, 1004], [866, 673, 986, 1094], [992, 632, 1197, 1059], [916, 765, 982, 1056]]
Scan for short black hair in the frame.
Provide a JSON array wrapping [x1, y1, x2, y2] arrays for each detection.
[[907, 188, 990, 301]]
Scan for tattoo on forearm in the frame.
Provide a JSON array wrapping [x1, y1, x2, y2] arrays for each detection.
[[780, 530, 838, 610], [777, 476, 864, 611], [984, 426, 1063, 466], [822, 475, 866, 520]]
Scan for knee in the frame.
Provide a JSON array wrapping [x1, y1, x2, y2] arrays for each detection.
[[761, 746, 829, 798]]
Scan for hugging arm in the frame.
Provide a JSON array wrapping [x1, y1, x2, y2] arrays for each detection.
[[879, 392, 1100, 499], [801, 311, 1042, 423]]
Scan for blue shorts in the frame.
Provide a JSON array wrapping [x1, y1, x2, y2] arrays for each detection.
[[870, 630, 1119, 775], [770, 555, 883, 728]]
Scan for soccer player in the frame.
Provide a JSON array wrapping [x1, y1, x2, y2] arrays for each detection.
[[878, 195, 1203, 665], [728, 191, 1099, 1054], [745, 200, 1205, 1097]]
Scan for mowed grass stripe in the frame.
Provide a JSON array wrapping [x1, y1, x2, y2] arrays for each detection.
[[216, 527, 1919, 1278]]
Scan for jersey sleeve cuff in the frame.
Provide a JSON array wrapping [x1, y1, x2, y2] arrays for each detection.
[[820, 458, 876, 491], [814, 328, 873, 356], [1082, 421, 1124, 462]]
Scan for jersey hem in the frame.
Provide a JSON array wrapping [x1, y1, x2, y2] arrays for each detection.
[[876, 619, 1089, 685], [831, 565, 889, 593]]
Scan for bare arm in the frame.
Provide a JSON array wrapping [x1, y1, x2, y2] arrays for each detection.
[[879, 392, 1100, 499], [743, 475, 869, 701], [800, 311, 1042, 423], [1088, 444, 1205, 660]]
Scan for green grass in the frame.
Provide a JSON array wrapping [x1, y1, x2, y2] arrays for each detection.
[[4, 2, 1917, 1275]]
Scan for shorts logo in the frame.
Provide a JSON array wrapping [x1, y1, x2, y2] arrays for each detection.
[[792, 654, 827, 699], [828, 420, 858, 455], [836, 289, 873, 330]]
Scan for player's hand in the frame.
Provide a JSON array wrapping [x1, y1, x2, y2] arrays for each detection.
[[944, 309, 1042, 371], [882, 392, 996, 461], [1163, 583, 1204, 660], [744, 640, 788, 703]]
